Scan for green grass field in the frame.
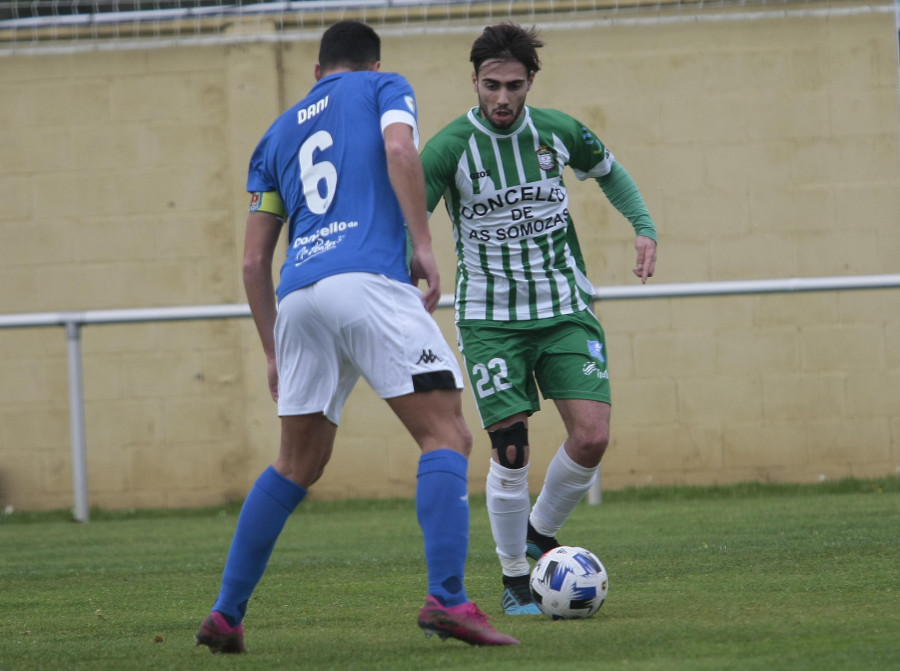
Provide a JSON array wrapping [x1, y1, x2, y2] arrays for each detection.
[[1, 477, 898, 671]]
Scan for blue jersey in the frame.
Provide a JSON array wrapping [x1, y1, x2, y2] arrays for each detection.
[[247, 71, 419, 301]]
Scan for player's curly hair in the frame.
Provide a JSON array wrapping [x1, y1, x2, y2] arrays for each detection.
[[470, 23, 544, 76], [319, 20, 381, 71]]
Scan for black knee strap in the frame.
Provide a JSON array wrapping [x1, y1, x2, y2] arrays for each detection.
[[489, 421, 528, 469]]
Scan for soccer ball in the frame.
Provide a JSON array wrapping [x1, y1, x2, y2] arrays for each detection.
[[529, 545, 608, 619]]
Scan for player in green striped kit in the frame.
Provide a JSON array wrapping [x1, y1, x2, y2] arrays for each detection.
[[421, 23, 658, 615]]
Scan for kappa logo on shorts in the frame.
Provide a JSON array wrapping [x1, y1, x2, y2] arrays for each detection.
[[416, 349, 439, 365]]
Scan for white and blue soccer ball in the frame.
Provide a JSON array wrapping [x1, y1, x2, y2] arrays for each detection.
[[529, 545, 608, 619]]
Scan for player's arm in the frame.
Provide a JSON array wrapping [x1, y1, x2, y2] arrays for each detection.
[[384, 121, 441, 313], [596, 162, 658, 283], [566, 116, 658, 283], [420, 136, 454, 216], [243, 198, 284, 401]]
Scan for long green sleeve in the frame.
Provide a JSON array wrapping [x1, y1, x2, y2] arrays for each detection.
[[597, 162, 657, 242]]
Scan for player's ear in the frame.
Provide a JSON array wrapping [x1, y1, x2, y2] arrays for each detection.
[[471, 70, 478, 92], [314, 63, 322, 81]]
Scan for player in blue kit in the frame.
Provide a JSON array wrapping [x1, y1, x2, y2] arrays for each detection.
[[195, 21, 517, 652]]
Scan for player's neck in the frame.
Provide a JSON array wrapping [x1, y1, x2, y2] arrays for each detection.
[[316, 62, 380, 81]]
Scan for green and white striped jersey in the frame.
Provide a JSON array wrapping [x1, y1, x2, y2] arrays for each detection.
[[422, 105, 616, 322]]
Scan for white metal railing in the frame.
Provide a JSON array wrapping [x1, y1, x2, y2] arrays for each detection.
[[2, 273, 900, 521]]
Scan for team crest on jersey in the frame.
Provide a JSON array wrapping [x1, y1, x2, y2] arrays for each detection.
[[536, 145, 556, 171], [405, 95, 416, 114], [249, 192, 262, 212]]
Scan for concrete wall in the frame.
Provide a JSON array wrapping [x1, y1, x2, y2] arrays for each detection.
[[1, 2, 898, 511]]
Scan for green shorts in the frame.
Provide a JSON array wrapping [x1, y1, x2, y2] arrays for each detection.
[[457, 310, 611, 428]]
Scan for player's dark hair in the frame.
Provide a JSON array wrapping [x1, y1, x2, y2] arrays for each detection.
[[470, 23, 543, 76], [318, 20, 381, 71]]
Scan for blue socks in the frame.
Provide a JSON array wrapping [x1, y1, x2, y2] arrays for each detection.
[[212, 466, 307, 625], [416, 449, 470, 607], [212, 452, 469, 621]]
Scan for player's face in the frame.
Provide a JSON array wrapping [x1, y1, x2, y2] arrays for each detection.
[[473, 59, 533, 129]]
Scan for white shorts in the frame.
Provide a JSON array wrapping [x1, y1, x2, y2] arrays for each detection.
[[274, 272, 464, 424]]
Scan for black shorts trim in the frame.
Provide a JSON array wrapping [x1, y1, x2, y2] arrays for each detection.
[[412, 370, 457, 392]]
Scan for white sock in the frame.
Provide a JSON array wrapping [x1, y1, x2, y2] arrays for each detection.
[[485, 460, 531, 577], [530, 442, 598, 536]]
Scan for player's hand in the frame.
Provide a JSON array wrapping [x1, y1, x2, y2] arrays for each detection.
[[633, 235, 657, 284], [267, 355, 279, 403], [409, 246, 442, 313]]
